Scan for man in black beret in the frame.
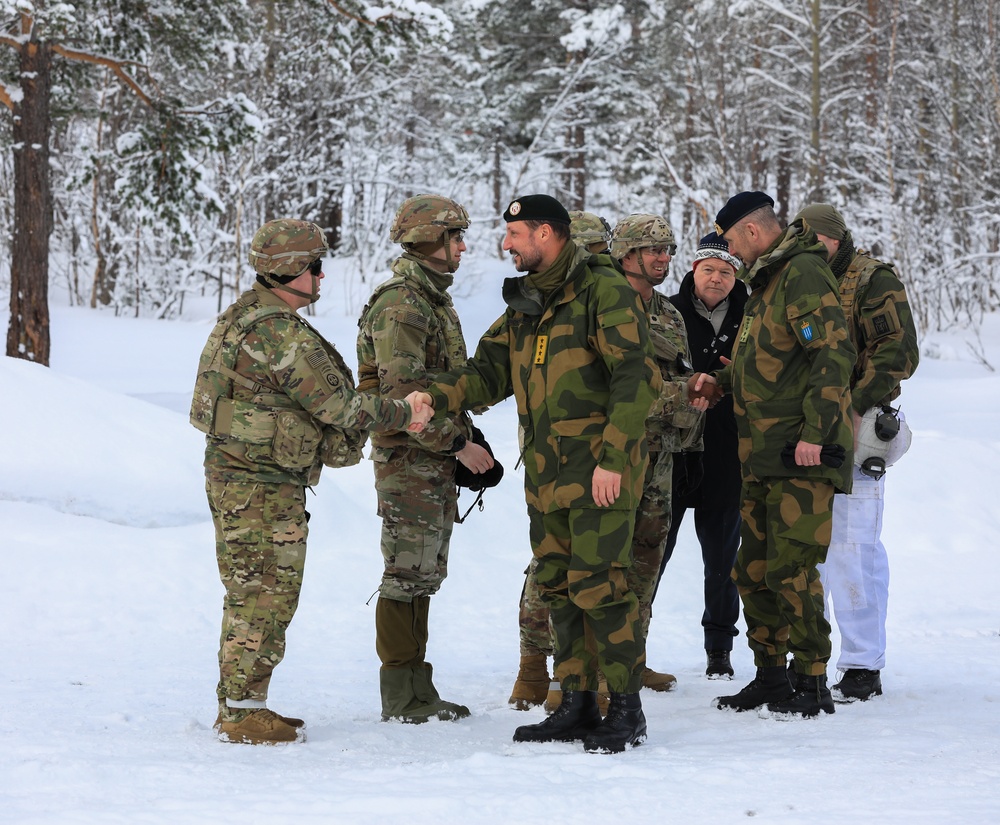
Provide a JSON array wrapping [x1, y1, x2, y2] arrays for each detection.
[[705, 191, 857, 718]]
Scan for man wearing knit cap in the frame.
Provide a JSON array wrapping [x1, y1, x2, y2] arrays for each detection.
[[702, 191, 857, 717], [658, 232, 748, 680], [417, 193, 668, 753], [794, 203, 920, 703]]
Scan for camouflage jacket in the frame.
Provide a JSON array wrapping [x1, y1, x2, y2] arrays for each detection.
[[356, 255, 471, 453], [197, 283, 411, 485], [426, 243, 662, 513], [839, 251, 919, 413], [645, 289, 703, 453], [718, 221, 856, 491]]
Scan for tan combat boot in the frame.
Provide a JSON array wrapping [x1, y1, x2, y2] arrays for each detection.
[[508, 654, 550, 710], [217, 708, 303, 744], [642, 665, 677, 692]]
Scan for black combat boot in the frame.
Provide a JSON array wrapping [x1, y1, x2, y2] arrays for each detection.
[[706, 650, 734, 679], [716, 665, 793, 711], [766, 672, 835, 717], [583, 692, 647, 754], [832, 668, 883, 702], [512, 690, 602, 743]]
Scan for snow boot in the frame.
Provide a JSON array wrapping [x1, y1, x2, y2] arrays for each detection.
[[706, 650, 734, 679], [413, 664, 470, 720], [765, 672, 835, 717], [512, 690, 603, 743], [380, 666, 470, 723], [583, 692, 647, 754], [716, 665, 793, 711], [217, 708, 302, 745], [508, 654, 550, 710], [832, 669, 883, 702], [641, 665, 677, 692]]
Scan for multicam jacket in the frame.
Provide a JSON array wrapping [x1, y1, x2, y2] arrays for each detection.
[[356, 255, 471, 453], [426, 243, 662, 513], [194, 283, 410, 485], [644, 290, 702, 454], [839, 251, 919, 413], [717, 220, 856, 492]]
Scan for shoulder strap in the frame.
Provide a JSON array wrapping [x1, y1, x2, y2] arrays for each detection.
[[211, 300, 294, 394]]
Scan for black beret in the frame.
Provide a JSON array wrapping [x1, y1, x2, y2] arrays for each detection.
[[714, 191, 775, 235], [503, 194, 571, 225]]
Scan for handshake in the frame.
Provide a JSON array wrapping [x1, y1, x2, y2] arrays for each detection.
[[402, 390, 436, 432], [686, 373, 724, 409]]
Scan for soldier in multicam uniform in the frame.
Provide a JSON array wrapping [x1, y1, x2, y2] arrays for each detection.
[[794, 203, 919, 703], [357, 194, 493, 724], [191, 219, 430, 745], [706, 191, 857, 718], [417, 193, 670, 754]]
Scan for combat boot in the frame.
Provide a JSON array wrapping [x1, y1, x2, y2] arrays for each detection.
[[582, 693, 647, 754], [765, 672, 835, 717], [217, 708, 302, 745], [716, 665, 793, 711], [706, 650, 734, 679], [413, 664, 471, 720], [513, 690, 602, 743], [832, 669, 883, 702], [508, 654, 550, 710], [641, 665, 677, 692], [380, 666, 470, 723]]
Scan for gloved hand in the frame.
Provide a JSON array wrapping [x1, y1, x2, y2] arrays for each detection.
[[673, 451, 704, 498]]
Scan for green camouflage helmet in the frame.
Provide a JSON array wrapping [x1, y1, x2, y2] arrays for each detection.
[[390, 194, 470, 245], [569, 210, 612, 247], [248, 219, 329, 278], [610, 213, 676, 260]]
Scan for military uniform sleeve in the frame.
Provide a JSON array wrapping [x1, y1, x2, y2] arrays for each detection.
[[785, 262, 856, 445], [427, 313, 513, 413], [851, 267, 920, 412]]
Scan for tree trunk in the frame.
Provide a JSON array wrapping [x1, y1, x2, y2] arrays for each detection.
[[6, 38, 53, 365]]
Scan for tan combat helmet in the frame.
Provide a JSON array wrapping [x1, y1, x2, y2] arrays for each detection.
[[611, 213, 677, 284], [248, 219, 329, 303], [390, 194, 470, 273], [569, 210, 612, 254]]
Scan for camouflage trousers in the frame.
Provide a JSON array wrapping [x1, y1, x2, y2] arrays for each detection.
[[373, 446, 458, 603], [528, 506, 645, 694], [518, 451, 674, 658], [734, 476, 834, 675], [207, 477, 308, 706]]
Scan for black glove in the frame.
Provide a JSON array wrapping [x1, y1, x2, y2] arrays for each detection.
[[454, 426, 505, 491], [780, 442, 846, 470], [673, 451, 704, 498]]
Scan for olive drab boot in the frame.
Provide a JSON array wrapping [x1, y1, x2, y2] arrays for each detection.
[[765, 672, 835, 717], [379, 666, 470, 723], [716, 665, 794, 711], [217, 708, 303, 745], [582, 693, 647, 754], [508, 654, 551, 710], [512, 690, 603, 743]]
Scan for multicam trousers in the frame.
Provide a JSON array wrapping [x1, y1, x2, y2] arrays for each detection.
[[207, 477, 308, 705], [734, 476, 834, 675], [528, 506, 645, 694], [373, 446, 458, 603]]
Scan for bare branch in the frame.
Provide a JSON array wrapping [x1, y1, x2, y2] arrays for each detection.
[[50, 44, 155, 107]]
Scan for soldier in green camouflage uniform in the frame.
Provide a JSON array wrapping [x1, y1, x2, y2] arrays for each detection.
[[419, 194, 663, 754], [709, 192, 856, 718], [357, 194, 493, 724], [191, 219, 428, 745]]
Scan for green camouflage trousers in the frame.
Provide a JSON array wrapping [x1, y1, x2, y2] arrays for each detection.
[[735, 476, 834, 675], [518, 450, 674, 657], [207, 477, 308, 705], [529, 506, 644, 693], [373, 446, 458, 602]]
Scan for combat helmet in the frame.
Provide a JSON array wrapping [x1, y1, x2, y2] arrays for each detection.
[[248, 219, 329, 303], [569, 210, 612, 253], [611, 213, 677, 285], [390, 194, 470, 273]]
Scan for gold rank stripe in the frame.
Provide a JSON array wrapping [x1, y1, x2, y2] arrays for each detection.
[[534, 334, 548, 365]]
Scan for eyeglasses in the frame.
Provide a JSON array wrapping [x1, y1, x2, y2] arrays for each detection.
[[308, 259, 323, 276], [642, 244, 676, 257]]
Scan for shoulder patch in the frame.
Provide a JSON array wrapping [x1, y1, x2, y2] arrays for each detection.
[[306, 349, 341, 389], [399, 311, 431, 332]]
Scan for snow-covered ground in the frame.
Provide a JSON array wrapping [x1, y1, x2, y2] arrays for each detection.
[[2, 266, 998, 823]]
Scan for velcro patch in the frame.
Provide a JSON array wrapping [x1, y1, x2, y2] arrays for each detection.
[[307, 349, 341, 389], [400, 311, 430, 331], [872, 313, 891, 337]]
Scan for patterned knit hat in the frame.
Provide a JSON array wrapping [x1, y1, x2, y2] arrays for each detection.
[[692, 231, 742, 272]]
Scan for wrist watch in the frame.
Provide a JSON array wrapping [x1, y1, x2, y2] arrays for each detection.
[[449, 434, 467, 454]]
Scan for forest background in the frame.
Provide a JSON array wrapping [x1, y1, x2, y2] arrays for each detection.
[[2, 0, 998, 365]]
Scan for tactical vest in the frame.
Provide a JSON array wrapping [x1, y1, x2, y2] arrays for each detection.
[[839, 251, 902, 405], [646, 294, 701, 452], [191, 290, 365, 471]]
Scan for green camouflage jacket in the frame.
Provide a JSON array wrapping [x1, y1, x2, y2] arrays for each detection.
[[197, 283, 410, 485], [718, 221, 856, 491], [356, 255, 471, 453], [839, 251, 919, 412], [645, 289, 703, 453], [426, 243, 662, 513]]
